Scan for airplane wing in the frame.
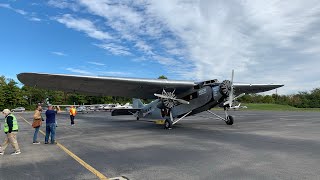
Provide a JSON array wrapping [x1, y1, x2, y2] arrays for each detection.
[[17, 73, 196, 99], [233, 83, 283, 95]]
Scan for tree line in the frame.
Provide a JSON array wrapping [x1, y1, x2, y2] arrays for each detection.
[[238, 88, 320, 108], [0, 75, 319, 110], [0, 76, 131, 110]]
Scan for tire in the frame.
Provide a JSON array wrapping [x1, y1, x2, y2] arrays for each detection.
[[164, 119, 173, 129], [136, 117, 139, 121], [225, 115, 234, 125]]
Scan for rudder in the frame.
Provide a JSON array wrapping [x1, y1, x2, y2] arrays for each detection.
[[133, 98, 144, 108]]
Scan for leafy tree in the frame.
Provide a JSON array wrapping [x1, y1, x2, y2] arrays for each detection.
[[158, 75, 168, 79]]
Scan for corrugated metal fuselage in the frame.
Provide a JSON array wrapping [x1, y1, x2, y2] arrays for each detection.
[[139, 86, 217, 120]]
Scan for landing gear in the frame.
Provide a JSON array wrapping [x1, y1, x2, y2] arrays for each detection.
[[136, 117, 139, 121], [163, 109, 193, 129], [225, 115, 234, 125], [164, 108, 173, 129], [207, 106, 235, 125]]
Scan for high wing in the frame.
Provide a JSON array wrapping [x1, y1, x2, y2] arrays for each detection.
[[17, 73, 196, 99], [17, 73, 283, 99], [233, 83, 283, 95]]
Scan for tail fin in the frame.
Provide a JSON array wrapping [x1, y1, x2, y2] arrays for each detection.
[[133, 98, 144, 109]]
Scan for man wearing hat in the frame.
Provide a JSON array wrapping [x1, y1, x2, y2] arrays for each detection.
[[0, 109, 21, 155]]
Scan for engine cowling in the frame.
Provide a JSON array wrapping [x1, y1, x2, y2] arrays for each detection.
[[211, 80, 232, 103], [219, 80, 232, 97]]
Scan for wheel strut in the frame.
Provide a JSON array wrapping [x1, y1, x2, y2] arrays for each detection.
[[207, 107, 234, 125]]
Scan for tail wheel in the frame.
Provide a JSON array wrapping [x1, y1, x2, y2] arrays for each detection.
[[225, 115, 234, 125], [164, 119, 173, 129]]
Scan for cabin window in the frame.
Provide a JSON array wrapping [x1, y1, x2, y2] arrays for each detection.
[[183, 92, 198, 101]]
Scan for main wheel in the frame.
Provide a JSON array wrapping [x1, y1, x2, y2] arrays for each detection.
[[136, 117, 139, 121], [164, 119, 173, 129], [225, 115, 234, 125]]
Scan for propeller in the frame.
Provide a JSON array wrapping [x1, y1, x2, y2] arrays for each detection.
[[234, 93, 245, 100], [154, 89, 189, 108], [223, 70, 234, 107]]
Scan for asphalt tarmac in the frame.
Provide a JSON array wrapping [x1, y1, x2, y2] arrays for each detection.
[[0, 110, 320, 180]]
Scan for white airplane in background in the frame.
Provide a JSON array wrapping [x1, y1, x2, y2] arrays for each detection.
[[229, 103, 247, 110], [18, 70, 283, 129], [114, 103, 133, 109]]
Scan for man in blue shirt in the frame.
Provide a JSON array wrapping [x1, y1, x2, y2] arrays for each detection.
[[45, 105, 60, 144]]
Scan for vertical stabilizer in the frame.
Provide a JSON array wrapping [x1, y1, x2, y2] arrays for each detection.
[[133, 98, 144, 109]]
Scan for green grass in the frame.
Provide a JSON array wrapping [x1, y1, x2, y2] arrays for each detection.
[[241, 103, 320, 111]]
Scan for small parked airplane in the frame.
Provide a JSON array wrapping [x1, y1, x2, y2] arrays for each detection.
[[229, 103, 247, 110], [17, 71, 283, 129]]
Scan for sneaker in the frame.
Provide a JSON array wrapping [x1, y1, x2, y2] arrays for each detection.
[[45, 142, 48, 144], [51, 141, 57, 144], [33, 141, 40, 144], [0, 152, 4, 155], [11, 151, 21, 155], [71, 124, 74, 126]]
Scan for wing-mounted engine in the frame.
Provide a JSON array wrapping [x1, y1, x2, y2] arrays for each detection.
[[154, 89, 189, 109]]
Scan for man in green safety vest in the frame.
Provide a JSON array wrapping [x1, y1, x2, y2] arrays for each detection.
[[0, 109, 21, 155]]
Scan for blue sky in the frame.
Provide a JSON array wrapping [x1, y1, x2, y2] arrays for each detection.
[[1, 0, 320, 95]]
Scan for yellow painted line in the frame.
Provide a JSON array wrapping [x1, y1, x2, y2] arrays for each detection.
[[19, 115, 109, 180]]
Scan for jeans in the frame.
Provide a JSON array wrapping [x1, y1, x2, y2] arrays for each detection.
[[45, 123, 56, 144], [33, 127, 40, 142], [70, 115, 75, 125]]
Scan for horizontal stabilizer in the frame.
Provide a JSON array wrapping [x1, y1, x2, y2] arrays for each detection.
[[111, 109, 140, 116]]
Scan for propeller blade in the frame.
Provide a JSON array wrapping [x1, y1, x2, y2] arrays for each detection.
[[154, 93, 169, 99], [174, 98, 190, 105], [229, 69, 234, 107], [154, 94, 190, 105], [234, 93, 245, 100]]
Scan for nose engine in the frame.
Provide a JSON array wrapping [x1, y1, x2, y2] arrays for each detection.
[[219, 80, 232, 97], [211, 80, 232, 104]]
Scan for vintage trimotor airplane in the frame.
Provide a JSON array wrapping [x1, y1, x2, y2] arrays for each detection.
[[17, 70, 283, 129]]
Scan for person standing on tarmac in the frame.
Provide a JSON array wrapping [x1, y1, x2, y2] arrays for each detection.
[[45, 105, 60, 144], [69, 106, 77, 126], [0, 109, 21, 155], [32, 105, 43, 144]]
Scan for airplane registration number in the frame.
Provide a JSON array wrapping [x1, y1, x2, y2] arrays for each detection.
[[198, 88, 207, 96]]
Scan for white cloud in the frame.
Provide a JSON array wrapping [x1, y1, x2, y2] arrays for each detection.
[[48, 0, 79, 11], [48, 0, 320, 94], [51, 51, 67, 56], [0, 3, 27, 15], [65, 68, 92, 75], [29, 17, 41, 22], [55, 14, 112, 41], [94, 43, 132, 56], [98, 71, 132, 77], [88, 61, 105, 66]]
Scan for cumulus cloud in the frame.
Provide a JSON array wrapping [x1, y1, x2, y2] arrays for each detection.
[[47, 0, 320, 94]]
